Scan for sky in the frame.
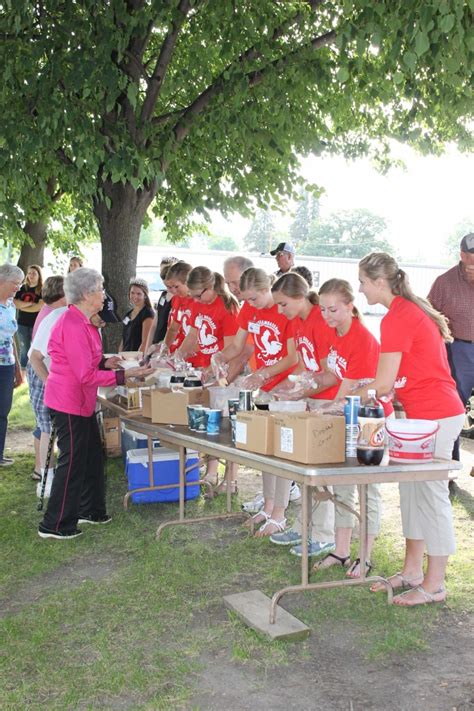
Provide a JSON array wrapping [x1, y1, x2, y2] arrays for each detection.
[[209, 142, 474, 264]]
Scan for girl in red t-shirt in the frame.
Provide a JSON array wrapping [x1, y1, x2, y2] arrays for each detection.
[[275, 277, 387, 576], [176, 266, 240, 491], [271, 272, 337, 399], [212, 268, 298, 536], [358, 252, 464, 607], [159, 261, 194, 354]]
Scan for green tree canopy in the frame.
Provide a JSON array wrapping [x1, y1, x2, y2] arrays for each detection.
[[301, 208, 392, 258], [289, 188, 321, 247], [444, 218, 474, 262]]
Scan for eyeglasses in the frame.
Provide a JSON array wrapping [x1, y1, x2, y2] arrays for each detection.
[[190, 287, 208, 300]]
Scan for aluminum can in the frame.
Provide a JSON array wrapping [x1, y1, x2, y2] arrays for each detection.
[[239, 390, 254, 411], [344, 396, 360, 458], [206, 409, 222, 435]]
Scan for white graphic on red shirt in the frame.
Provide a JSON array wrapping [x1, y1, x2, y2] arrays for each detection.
[[195, 314, 218, 353], [394, 376, 407, 389], [327, 346, 347, 380], [253, 320, 283, 362], [297, 336, 320, 372], [181, 310, 191, 336]]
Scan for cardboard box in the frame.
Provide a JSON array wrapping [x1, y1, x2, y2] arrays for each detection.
[[103, 417, 120, 449], [273, 413, 345, 464], [235, 411, 274, 455], [149, 387, 210, 425], [141, 389, 152, 419]]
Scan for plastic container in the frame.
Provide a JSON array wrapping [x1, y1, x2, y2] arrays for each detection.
[[120, 423, 160, 464], [208, 385, 240, 416], [125, 447, 200, 503], [268, 401, 307, 413], [385, 419, 439, 463]]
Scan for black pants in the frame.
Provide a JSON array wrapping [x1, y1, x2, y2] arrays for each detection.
[[40, 409, 106, 534]]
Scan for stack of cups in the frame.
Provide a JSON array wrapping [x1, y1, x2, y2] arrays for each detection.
[[228, 398, 240, 443]]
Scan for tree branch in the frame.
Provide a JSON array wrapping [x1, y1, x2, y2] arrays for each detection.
[[139, 0, 194, 126], [171, 29, 336, 150]]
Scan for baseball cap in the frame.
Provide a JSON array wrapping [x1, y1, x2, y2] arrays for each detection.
[[460, 233, 474, 254], [98, 291, 120, 323], [270, 242, 296, 256]]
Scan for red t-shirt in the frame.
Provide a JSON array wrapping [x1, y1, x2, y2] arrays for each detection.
[[292, 305, 337, 399], [168, 295, 194, 352], [380, 296, 464, 419], [238, 301, 295, 391], [319, 317, 395, 412], [189, 296, 239, 367]]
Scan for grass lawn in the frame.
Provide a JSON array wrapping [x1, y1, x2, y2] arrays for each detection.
[[2, 389, 473, 709]]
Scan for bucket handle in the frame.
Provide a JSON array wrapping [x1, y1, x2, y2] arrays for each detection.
[[386, 423, 439, 442]]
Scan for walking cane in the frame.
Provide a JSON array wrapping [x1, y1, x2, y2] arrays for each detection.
[[37, 424, 56, 512]]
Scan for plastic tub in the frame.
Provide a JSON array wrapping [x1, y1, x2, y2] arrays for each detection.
[[385, 419, 439, 463], [208, 386, 240, 416], [269, 401, 307, 413]]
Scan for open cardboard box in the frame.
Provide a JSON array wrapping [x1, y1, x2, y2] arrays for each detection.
[[235, 411, 274, 455], [273, 413, 345, 464], [148, 387, 209, 425]]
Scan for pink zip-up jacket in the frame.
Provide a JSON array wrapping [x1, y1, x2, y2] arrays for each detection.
[[45, 305, 122, 416]]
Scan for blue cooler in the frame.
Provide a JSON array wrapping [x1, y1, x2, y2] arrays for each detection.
[[125, 447, 200, 504], [121, 422, 160, 464]]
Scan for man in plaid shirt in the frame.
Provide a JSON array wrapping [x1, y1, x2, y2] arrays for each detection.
[[428, 233, 474, 467]]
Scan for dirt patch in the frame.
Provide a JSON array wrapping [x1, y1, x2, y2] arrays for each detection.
[[0, 552, 124, 618], [191, 609, 474, 711]]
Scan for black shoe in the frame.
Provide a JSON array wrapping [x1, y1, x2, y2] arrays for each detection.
[[0, 457, 14, 466], [38, 526, 82, 540], [77, 514, 112, 525]]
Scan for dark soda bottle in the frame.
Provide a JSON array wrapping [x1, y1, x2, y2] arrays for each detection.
[[357, 389, 385, 465]]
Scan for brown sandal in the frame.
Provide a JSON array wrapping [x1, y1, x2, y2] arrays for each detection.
[[312, 552, 351, 572]]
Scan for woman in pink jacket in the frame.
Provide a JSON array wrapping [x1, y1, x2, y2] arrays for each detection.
[[39, 268, 150, 540]]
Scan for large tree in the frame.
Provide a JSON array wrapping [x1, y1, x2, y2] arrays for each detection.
[[1, 1, 472, 325]]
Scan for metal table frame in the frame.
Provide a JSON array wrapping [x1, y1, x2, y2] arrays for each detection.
[[117, 413, 460, 623]]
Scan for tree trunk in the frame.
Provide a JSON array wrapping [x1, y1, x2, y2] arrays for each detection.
[[17, 220, 48, 271], [94, 180, 157, 352]]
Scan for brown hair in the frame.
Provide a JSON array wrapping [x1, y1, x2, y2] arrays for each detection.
[[41, 275, 65, 304], [318, 278, 362, 320], [239, 267, 273, 293], [160, 256, 178, 280], [271, 272, 319, 305], [68, 256, 83, 273], [165, 261, 193, 283], [359, 252, 452, 341], [25, 264, 43, 295], [187, 266, 239, 314]]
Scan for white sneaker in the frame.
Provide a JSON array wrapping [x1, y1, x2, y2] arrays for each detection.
[[241, 492, 264, 514], [289, 482, 301, 502]]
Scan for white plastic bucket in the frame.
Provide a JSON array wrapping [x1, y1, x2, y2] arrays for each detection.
[[385, 419, 439, 463]]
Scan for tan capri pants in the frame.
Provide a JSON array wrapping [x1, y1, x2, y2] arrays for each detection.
[[333, 483, 382, 535], [399, 413, 464, 556], [291, 490, 335, 542], [262, 473, 291, 509]]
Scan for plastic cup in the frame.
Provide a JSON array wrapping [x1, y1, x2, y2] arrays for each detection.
[[206, 409, 223, 435]]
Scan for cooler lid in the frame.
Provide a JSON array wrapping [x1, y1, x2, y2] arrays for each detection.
[[126, 447, 198, 463]]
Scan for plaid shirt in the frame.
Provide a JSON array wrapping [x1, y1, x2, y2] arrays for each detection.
[[428, 263, 474, 342]]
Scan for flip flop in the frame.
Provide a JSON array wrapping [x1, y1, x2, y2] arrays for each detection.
[[370, 571, 424, 593], [393, 585, 446, 607], [346, 558, 372, 578], [31, 471, 42, 481], [312, 552, 351, 572]]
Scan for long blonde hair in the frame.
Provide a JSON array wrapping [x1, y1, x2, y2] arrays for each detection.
[[239, 267, 273, 293], [271, 272, 319, 305], [359, 252, 452, 341], [187, 266, 239, 314], [318, 278, 361, 319], [165, 261, 192, 283]]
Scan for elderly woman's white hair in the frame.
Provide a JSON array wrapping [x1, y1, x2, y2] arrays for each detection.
[[0, 263, 24, 283], [64, 267, 103, 305]]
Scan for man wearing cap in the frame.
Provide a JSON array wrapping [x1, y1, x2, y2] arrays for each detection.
[[270, 242, 296, 277], [428, 233, 474, 462]]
